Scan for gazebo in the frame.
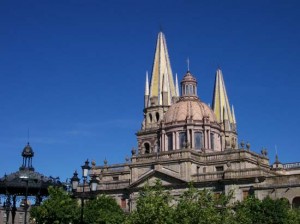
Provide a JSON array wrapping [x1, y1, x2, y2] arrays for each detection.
[[0, 143, 63, 224]]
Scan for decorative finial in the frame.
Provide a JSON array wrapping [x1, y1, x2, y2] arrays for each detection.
[[240, 140, 245, 149], [187, 57, 190, 71], [125, 156, 130, 163], [246, 142, 250, 150], [104, 158, 107, 166], [131, 147, 136, 156], [275, 145, 279, 163], [261, 148, 268, 157]]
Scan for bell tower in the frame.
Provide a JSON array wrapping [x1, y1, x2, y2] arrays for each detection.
[[137, 32, 178, 154]]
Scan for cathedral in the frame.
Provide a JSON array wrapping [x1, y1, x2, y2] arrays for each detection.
[[83, 32, 300, 211]]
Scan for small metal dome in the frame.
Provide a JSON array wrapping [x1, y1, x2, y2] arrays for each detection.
[[22, 142, 34, 158]]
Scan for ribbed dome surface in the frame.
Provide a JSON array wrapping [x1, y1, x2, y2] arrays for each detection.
[[164, 99, 217, 123]]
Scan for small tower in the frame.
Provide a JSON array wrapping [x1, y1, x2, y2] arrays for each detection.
[[20, 142, 35, 171], [212, 68, 238, 150], [272, 153, 284, 171]]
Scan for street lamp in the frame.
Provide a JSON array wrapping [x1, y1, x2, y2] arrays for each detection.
[[71, 159, 99, 224]]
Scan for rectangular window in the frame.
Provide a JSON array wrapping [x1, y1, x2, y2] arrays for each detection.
[[216, 166, 224, 172], [210, 133, 215, 150], [194, 132, 202, 149], [214, 192, 221, 199], [179, 132, 187, 149], [121, 198, 126, 208], [167, 134, 173, 151], [203, 167, 206, 173], [113, 176, 119, 181], [243, 190, 249, 200]]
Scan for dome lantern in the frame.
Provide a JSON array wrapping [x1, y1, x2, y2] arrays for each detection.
[[20, 142, 35, 171], [180, 71, 197, 97]]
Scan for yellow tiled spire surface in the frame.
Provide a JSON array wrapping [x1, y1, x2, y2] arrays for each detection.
[[212, 68, 235, 125], [148, 32, 177, 106]]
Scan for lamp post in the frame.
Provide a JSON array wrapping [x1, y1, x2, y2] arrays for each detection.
[[4, 195, 11, 224], [20, 175, 29, 224], [71, 159, 98, 224]]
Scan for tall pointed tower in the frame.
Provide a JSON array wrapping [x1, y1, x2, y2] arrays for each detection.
[[212, 68, 238, 149], [138, 32, 178, 154]]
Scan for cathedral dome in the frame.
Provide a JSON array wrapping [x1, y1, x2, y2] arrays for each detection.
[[164, 70, 218, 124], [164, 98, 217, 124]]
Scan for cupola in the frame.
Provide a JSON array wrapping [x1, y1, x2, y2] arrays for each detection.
[[180, 71, 197, 97]]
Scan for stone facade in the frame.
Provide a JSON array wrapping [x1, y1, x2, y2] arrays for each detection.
[[88, 32, 300, 212]]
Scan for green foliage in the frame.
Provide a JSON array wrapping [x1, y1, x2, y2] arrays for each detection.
[[30, 186, 80, 224], [125, 179, 175, 224], [30, 184, 300, 224], [83, 195, 125, 224], [174, 184, 235, 224], [234, 196, 300, 224], [287, 208, 300, 224]]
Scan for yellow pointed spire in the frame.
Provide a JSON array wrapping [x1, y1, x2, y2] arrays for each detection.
[[212, 68, 234, 124], [231, 105, 236, 124], [175, 73, 179, 97], [148, 32, 176, 106], [145, 71, 149, 96]]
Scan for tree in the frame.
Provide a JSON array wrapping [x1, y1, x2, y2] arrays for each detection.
[[30, 186, 80, 224], [233, 196, 300, 224], [125, 179, 175, 224], [174, 184, 235, 224], [234, 196, 262, 224], [83, 194, 125, 224]]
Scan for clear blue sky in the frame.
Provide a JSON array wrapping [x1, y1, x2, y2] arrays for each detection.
[[0, 0, 299, 182]]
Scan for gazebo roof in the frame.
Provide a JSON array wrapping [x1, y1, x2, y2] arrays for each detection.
[[0, 143, 62, 196]]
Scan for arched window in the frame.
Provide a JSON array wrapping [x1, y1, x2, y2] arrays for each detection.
[[292, 197, 300, 208], [144, 143, 150, 154], [149, 114, 152, 123], [194, 132, 202, 149], [179, 132, 187, 149], [189, 84, 193, 95], [167, 133, 173, 151], [210, 133, 215, 150], [156, 112, 159, 122]]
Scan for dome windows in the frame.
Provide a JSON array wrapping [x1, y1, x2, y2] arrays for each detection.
[[194, 132, 203, 150]]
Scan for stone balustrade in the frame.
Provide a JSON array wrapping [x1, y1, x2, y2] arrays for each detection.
[[132, 149, 269, 166]]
